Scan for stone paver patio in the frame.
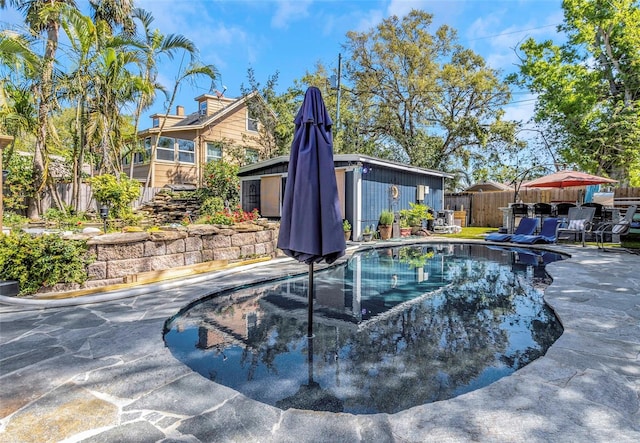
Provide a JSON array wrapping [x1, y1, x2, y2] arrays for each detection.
[[1, 240, 639, 442]]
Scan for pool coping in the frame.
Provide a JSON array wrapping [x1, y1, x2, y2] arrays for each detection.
[[1, 239, 639, 442]]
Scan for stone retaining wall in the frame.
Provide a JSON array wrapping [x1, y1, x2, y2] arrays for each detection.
[[46, 221, 280, 293]]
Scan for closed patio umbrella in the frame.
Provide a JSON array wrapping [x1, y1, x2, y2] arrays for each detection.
[[277, 86, 346, 337], [524, 170, 617, 188]]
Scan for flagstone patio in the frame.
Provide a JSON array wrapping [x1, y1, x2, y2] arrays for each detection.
[[1, 240, 639, 442]]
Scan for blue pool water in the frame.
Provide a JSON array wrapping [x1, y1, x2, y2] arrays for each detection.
[[164, 243, 565, 414]]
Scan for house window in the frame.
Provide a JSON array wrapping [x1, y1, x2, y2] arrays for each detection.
[[206, 142, 223, 162], [152, 117, 160, 128], [156, 136, 175, 161], [177, 138, 195, 163], [133, 137, 151, 164], [199, 101, 207, 116], [245, 148, 259, 164], [247, 108, 258, 132]]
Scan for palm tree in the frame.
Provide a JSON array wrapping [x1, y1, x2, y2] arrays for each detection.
[[89, 0, 135, 37], [1, 0, 137, 216], [127, 8, 197, 177], [142, 61, 218, 194], [1, 0, 80, 216]]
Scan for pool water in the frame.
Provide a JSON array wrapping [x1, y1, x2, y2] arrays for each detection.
[[164, 243, 565, 414]]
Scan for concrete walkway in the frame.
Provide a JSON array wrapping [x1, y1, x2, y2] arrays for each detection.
[[1, 240, 639, 442]]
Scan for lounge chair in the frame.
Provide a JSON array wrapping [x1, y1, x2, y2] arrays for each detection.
[[557, 207, 596, 247], [594, 205, 637, 251], [485, 217, 537, 242], [512, 218, 560, 244]]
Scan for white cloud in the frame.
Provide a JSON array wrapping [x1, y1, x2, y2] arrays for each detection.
[[271, 0, 313, 29]]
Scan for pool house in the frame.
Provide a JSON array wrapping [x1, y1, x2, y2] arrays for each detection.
[[238, 154, 453, 240]]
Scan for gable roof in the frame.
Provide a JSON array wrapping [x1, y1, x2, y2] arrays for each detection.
[[144, 90, 272, 133]]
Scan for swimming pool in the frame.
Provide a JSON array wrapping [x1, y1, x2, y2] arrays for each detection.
[[164, 243, 565, 414]]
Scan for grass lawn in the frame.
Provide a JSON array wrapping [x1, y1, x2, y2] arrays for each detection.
[[435, 226, 498, 240]]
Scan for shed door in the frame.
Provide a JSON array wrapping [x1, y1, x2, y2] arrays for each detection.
[[260, 176, 281, 217], [336, 169, 346, 218]]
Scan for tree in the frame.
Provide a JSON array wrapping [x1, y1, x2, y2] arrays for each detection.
[[509, 0, 640, 185], [142, 61, 218, 194], [240, 68, 291, 160], [127, 8, 197, 175], [343, 9, 517, 173]]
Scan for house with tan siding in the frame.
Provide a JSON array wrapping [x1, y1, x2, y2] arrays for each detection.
[[129, 91, 271, 188]]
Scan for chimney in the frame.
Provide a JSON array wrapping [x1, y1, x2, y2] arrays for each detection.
[[176, 105, 184, 116]]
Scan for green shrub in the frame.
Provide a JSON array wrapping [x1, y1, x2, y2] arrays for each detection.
[[0, 232, 94, 295], [202, 160, 240, 207], [2, 211, 28, 230], [200, 196, 225, 217], [399, 203, 433, 226], [2, 153, 34, 212], [89, 173, 141, 219]]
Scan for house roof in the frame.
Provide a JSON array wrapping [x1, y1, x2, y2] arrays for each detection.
[[238, 154, 453, 179], [141, 90, 271, 134], [463, 181, 514, 192]]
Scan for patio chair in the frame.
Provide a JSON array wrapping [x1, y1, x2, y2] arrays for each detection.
[[554, 202, 576, 218], [581, 202, 604, 225], [594, 205, 637, 251], [510, 203, 530, 233], [533, 203, 553, 233], [485, 217, 537, 242], [556, 207, 596, 247], [512, 218, 560, 244]]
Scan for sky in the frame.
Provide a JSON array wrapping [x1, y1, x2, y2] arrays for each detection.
[[1, 0, 566, 129]]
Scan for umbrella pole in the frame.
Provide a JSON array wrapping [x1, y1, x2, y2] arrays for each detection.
[[307, 335, 314, 385], [308, 262, 314, 338]]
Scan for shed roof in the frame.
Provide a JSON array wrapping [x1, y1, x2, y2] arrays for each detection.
[[239, 154, 453, 179]]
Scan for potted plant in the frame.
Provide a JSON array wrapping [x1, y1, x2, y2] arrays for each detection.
[[378, 210, 394, 240], [343, 219, 352, 241], [362, 225, 374, 242], [400, 203, 433, 234], [399, 217, 412, 237]]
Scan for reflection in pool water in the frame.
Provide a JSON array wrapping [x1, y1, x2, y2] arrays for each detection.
[[164, 243, 565, 414]]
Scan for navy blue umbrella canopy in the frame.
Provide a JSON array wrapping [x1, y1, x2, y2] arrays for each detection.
[[278, 86, 346, 265]]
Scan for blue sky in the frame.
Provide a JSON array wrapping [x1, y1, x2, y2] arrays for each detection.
[[2, 0, 566, 129]]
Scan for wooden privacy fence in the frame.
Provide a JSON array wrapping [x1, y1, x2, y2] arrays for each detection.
[[37, 183, 161, 214], [445, 187, 640, 228]]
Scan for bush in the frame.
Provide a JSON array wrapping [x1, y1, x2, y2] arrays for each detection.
[[2, 211, 28, 230], [200, 196, 226, 217], [399, 203, 433, 227], [2, 153, 34, 212], [89, 173, 141, 219], [195, 207, 260, 225], [201, 160, 240, 207], [0, 232, 94, 295]]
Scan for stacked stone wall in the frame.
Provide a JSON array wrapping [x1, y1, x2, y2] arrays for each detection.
[[47, 221, 279, 292]]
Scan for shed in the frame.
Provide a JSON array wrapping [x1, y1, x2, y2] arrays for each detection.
[[238, 154, 453, 239]]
